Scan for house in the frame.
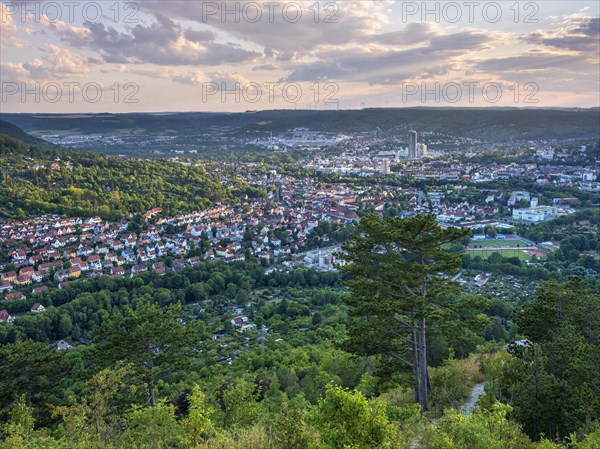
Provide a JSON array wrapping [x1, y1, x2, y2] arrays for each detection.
[[0, 280, 13, 292], [54, 269, 70, 282], [19, 266, 34, 277], [95, 244, 109, 254], [32, 286, 49, 295], [211, 329, 226, 340], [186, 256, 201, 266], [68, 267, 82, 278], [152, 261, 166, 275], [230, 316, 250, 327], [110, 266, 125, 277], [15, 275, 32, 286], [38, 262, 57, 274], [474, 273, 490, 287], [87, 255, 102, 270], [121, 249, 136, 261], [54, 267, 80, 282], [0, 309, 14, 323], [512, 206, 558, 223], [171, 259, 185, 271], [57, 340, 72, 350], [131, 264, 147, 275], [1, 271, 17, 283], [5, 292, 26, 301], [31, 303, 46, 313]]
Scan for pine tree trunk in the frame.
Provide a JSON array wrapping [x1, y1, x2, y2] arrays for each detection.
[[418, 263, 430, 412], [418, 317, 429, 412], [148, 378, 156, 407], [411, 323, 420, 404]]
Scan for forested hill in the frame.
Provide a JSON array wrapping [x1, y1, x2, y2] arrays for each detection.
[[3, 108, 599, 141], [0, 120, 55, 149], [0, 133, 251, 220]]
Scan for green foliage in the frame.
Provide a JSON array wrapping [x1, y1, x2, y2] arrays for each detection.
[[1, 396, 35, 449], [313, 384, 395, 449], [216, 379, 265, 429], [269, 405, 316, 449], [570, 427, 600, 449], [513, 279, 600, 440], [339, 214, 479, 410], [95, 300, 198, 406], [477, 279, 600, 442], [0, 340, 67, 426], [0, 135, 240, 219], [120, 402, 184, 449], [0, 248, 595, 447], [429, 357, 476, 414], [182, 385, 216, 445], [418, 403, 533, 449]]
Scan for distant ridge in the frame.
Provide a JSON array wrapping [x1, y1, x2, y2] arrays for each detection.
[[0, 119, 60, 150], [2, 108, 599, 142]]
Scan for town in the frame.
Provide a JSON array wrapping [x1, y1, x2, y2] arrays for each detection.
[[1, 127, 598, 326]]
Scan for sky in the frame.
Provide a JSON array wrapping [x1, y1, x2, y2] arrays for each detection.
[[1, 0, 599, 112]]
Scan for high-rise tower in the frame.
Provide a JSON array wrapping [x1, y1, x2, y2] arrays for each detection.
[[408, 130, 418, 159]]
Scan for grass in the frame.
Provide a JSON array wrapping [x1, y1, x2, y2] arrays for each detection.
[[464, 249, 533, 261], [465, 237, 548, 261], [467, 239, 530, 249]]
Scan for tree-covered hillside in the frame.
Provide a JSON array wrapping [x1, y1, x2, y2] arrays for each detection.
[[0, 120, 53, 149], [0, 134, 255, 220]]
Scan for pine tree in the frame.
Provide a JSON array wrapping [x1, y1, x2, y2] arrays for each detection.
[[339, 214, 469, 411]]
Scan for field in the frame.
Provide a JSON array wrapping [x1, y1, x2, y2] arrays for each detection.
[[467, 238, 530, 249], [464, 248, 534, 261], [464, 237, 546, 261]]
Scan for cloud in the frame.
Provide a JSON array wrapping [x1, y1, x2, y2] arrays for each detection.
[[0, 2, 28, 48], [171, 71, 251, 90], [1, 0, 597, 109], [1, 45, 91, 81], [523, 17, 600, 53], [61, 12, 261, 66], [376, 23, 436, 46], [470, 49, 599, 95], [184, 29, 216, 42], [284, 30, 493, 85], [171, 71, 212, 85], [138, 0, 392, 56], [475, 51, 589, 73], [0, 62, 29, 81]]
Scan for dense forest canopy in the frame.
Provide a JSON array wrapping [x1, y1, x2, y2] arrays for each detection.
[[0, 134, 255, 220]]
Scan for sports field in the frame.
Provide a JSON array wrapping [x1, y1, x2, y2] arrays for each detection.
[[464, 248, 534, 260], [464, 237, 545, 261], [467, 239, 530, 249]]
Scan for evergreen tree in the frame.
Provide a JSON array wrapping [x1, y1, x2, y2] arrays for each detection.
[[94, 301, 198, 406], [339, 214, 469, 411]]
